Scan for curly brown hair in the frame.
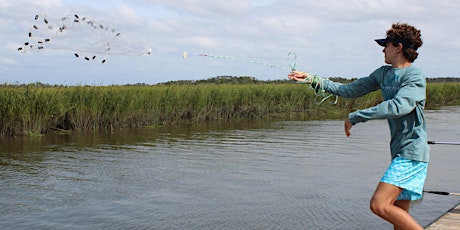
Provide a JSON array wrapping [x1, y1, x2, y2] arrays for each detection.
[[386, 23, 423, 62]]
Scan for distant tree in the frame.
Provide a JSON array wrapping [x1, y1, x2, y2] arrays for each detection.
[[155, 75, 460, 86]]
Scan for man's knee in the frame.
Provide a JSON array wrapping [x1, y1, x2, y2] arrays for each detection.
[[370, 197, 386, 216]]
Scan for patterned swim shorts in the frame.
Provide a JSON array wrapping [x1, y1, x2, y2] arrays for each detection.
[[380, 157, 428, 201]]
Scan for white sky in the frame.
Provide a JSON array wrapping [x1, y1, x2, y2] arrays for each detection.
[[1, 0, 459, 85]]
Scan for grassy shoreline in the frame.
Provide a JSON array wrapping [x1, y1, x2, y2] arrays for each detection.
[[1, 82, 459, 137]]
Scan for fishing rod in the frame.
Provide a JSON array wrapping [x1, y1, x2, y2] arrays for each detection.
[[424, 190, 460, 196], [428, 141, 460, 145]]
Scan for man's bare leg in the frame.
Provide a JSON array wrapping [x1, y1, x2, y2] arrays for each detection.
[[370, 182, 422, 230]]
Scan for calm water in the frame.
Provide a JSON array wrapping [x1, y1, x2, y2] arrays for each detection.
[[1, 106, 460, 229]]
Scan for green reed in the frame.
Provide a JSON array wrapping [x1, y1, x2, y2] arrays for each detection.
[[1, 82, 459, 137], [426, 82, 460, 107]]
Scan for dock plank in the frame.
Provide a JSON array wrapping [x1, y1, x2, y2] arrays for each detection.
[[425, 203, 460, 229]]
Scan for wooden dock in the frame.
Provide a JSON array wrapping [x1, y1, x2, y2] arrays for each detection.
[[425, 202, 460, 229]]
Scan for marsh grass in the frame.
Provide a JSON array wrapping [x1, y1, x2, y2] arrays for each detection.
[[1, 82, 459, 137]]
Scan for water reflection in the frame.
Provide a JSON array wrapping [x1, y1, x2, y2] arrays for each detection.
[[0, 107, 459, 229]]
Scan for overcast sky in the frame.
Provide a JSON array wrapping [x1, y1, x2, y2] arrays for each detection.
[[1, 0, 459, 85]]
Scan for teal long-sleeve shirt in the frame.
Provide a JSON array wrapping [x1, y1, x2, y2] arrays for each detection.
[[322, 65, 430, 162]]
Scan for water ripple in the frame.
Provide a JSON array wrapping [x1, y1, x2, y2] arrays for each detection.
[[1, 107, 460, 229]]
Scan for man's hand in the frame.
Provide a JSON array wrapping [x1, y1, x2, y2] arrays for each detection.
[[288, 71, 311, 83], [344, 118, 353, 137]]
